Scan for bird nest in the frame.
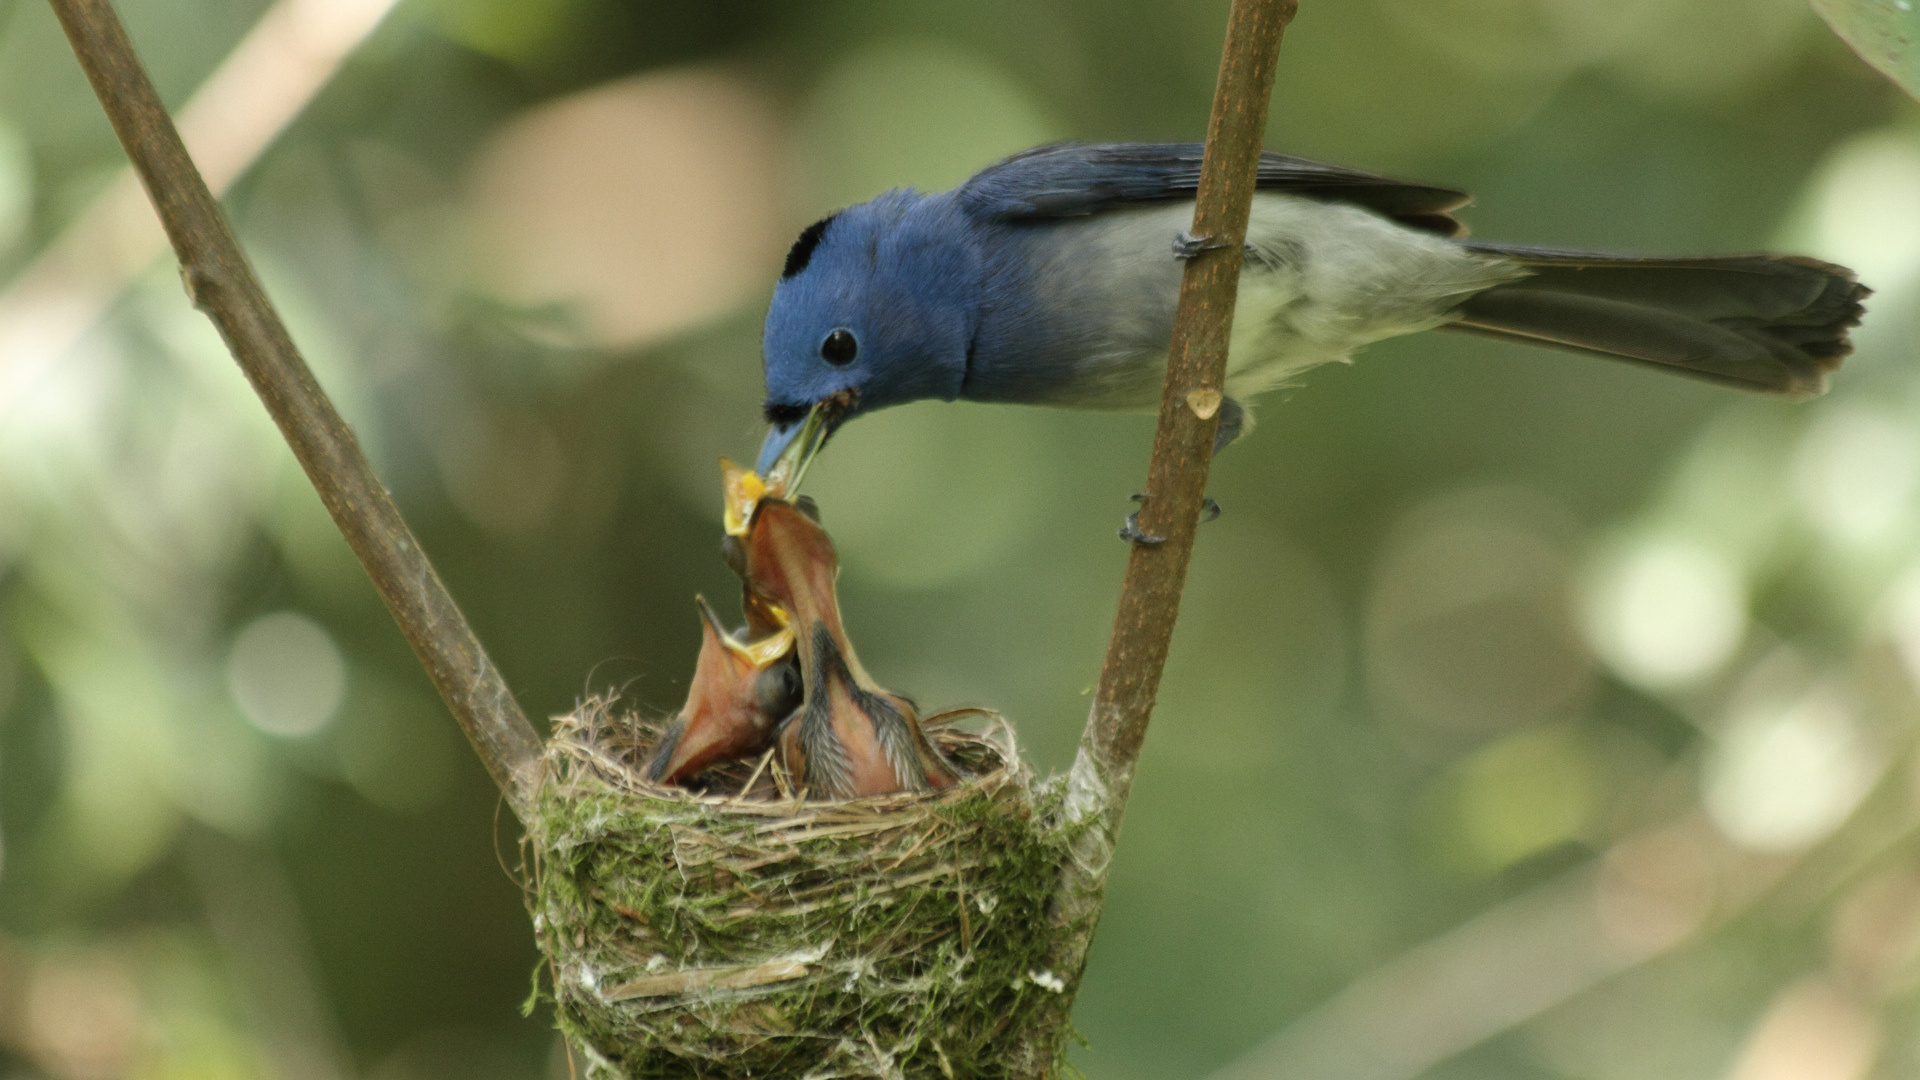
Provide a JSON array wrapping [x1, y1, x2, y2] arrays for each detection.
[[525, 695, 1080, 1080]]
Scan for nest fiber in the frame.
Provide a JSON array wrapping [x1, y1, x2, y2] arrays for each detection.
[[528, 698, 1078, 1079]]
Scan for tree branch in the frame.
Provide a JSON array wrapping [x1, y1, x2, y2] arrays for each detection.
[[1011, 0, 1297, 1071], [1086, 0, 1295, 844], [47, 0, 545, 820]]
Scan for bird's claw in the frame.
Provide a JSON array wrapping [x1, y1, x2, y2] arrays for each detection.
[[1119, 512, 1165, 546], [1172, 230, 1230, 260], [1118, 493, 1218, 543], [1120, 497, 1164, 544]]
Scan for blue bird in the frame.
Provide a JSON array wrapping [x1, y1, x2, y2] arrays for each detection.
[[756, 142, 1868, 473]]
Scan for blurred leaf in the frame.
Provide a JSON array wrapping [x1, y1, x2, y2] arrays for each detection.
[[1812, 0, 1920, 99]]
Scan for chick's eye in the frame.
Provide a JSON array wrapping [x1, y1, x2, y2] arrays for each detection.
[[820, 328, 857, 366]]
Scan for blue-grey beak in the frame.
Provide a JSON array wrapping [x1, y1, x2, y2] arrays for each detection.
[[756, 421, 800, 475], [754, 394, 849, 495]]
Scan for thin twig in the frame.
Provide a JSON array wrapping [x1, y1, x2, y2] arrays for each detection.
[[1010, 0, 1297, 1072], [47, 0, 544, 820], [1088, 0, 1297, 822]]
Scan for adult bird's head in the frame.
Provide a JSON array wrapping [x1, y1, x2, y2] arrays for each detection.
[[757, 189, 979, 472]]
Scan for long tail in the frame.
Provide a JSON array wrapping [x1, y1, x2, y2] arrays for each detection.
[[1444, 243, 1870, 398]]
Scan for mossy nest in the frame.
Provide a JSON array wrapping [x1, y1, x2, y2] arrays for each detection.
[[526, 697, 1080, 1079]]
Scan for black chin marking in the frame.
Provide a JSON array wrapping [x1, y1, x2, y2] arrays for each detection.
[[763, 401, 809, 426], [782, 213, 839, 279]]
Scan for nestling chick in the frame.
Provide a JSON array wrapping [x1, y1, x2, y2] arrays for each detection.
[[645, 596, 799, 786], [742, 498, 956, 797]]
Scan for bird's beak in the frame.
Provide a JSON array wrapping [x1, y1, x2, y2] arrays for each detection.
[[699, 592, 795, 669], [755, 420, 801, 476], [755, 391, 855, 487], [741, 587, 790, 641]]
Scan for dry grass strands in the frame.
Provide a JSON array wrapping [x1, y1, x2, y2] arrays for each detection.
[[527, 697, 1085, 1079]]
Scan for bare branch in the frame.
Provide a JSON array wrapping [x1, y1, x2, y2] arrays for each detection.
[[46, 0, 545, 820], [1086, 0, 1299, 839], [1010, 0, 1298, 1071]]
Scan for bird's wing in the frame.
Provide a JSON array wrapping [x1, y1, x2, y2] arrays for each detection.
[[954, 142, 1472, 237]]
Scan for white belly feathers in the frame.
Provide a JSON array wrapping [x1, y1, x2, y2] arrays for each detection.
[[1032, 193, 1526, 411], [1224, 194, 1525, 398]]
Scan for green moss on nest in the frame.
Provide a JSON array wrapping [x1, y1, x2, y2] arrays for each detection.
[[527, 698, 1080, 1079]]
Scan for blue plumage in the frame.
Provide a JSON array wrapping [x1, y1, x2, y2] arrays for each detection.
[[757, 142, 1866, 472]]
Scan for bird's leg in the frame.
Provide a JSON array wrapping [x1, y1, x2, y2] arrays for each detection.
[[1172, 230, 1230, 260], [1192, 395, 1245, 521], [1116, 394, 1244, 541], [1120, 492, 1221, 545], [1211, 396, 1245, 456]]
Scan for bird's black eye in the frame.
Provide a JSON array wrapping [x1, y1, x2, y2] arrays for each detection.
[[820, 329, 857, 366]]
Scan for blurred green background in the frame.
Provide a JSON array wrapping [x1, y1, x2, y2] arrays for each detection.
[[3, 0, 1920, 1078]]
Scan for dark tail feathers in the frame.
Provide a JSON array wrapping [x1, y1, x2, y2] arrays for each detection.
[[1447, 243, 1870, 398]]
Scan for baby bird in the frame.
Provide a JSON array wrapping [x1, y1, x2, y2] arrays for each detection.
[[742, 499, 957, 797], [645, 596, 799, 786]]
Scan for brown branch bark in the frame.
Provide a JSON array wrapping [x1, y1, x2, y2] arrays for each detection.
[[1085, 0, 1296, 844], [47, 0, 545, 820], [1011, 0, 1297, 1072]]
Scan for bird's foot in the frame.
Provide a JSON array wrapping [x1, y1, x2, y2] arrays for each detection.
[[1172, 230, 1230, 260], [1119, 514, 1164, 545], [1118, 493, 1221, 544], [1121, 515, 1159, 545], [1120, 494, 1164, 545]]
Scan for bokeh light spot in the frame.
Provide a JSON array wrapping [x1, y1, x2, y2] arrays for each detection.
[[1800, 131, 1920, 297], [1367, 487, 1591, 739], [1722, 977, 1879, 1080], [464, 66, 783, 348], [1448, 723, 1599, 871], [1791, 405, 1920, 549], [1705, 685, 1878, 852], [1883, 565, 1920, 696], [1584, 539, 1745, 691], [1829, 866, 1920, 993], [226, 612, 347, 738], [25, 949, 143, 1080]]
